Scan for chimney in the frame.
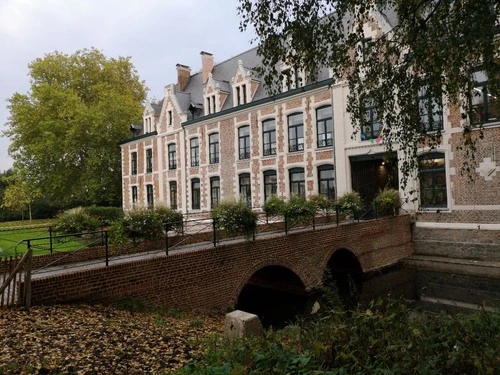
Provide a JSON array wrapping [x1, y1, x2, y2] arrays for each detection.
[[200, 51, 214, 83], [176, 64, 191, 92]]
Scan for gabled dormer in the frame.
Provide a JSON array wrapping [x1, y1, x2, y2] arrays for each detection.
[[143, 102, 159, 134], [203, 73, 230, 115], [232, 60, 260, 107], [280, 62, 309, 92]]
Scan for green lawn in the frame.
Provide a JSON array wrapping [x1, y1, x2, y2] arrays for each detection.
[[0, 220, 88, 258]]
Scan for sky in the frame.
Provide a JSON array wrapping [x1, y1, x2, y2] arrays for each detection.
[[0, 0, 256, 172]]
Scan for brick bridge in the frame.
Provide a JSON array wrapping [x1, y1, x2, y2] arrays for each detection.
[[28, 215, 413, 311]]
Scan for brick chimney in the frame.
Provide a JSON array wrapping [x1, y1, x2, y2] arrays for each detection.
[[200, 51, 214, 83], [176, 64, 191, 92]]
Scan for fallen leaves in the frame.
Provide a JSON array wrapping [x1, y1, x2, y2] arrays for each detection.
[[0, 304, 223, 374]]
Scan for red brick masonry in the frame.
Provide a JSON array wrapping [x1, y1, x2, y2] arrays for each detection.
[[27, 215, 413, 310]]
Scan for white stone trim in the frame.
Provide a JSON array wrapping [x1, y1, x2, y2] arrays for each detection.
[[416, 222, 500, 230], [452, 205, 500, 210]]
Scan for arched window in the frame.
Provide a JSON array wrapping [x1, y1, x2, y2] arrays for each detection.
[[418, 152, 447, 208], [318, 165, 335, 201], [191, 178, 200, 210], [316, 106, 333, 148], [288, 113, 304, 152], [289, 167, 305, 197], [239, 173, 251, 207], [263, 170, 277, 202]]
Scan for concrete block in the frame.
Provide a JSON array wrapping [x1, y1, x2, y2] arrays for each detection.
[[224, 310, 263, 339]]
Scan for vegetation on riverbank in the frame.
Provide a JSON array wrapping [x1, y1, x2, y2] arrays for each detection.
[[178, 299, 500, 374]]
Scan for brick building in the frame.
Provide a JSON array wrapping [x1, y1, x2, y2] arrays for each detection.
[[120, 12, 499, 233]]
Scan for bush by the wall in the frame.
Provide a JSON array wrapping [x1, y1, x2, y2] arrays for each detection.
[[309, 194, 335, 215], [211, 200, 257, 238], [337, 191, 363, 218], [263, 195, 286, 217], [283, 195, 316, 226], [53, 207, 100, 234], [155, 204, 183, 234], [373, 188, 401, 217], [121, 208, 164, 241], [84, 206, 123, 225]]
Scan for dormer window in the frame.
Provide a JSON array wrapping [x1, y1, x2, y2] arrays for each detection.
[[206, 95, 216, 115], [236, 84, 247, 105]]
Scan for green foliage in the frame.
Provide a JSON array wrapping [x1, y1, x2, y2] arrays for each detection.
[[108, 206, 183, 244], [238, 0, 499, 186], [211, 199, 257, 238], [84, 206, 123, 226], [263, 195, 286, 217], [4, 48, 147, 207], [121, 208, 164, 241], [179, 300, 500, 374], [53, 207, 100, 234], [374, 188, 402, 217], [309, 194, 335, 214], [155, 204, 183, 233], [283, 195, 316, 225], [336, 191, 363, 218]]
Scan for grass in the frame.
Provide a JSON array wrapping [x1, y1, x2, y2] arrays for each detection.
[[0, 219, 88, 258]]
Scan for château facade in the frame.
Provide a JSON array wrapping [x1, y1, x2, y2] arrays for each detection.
[[120, 10, 499, 233]]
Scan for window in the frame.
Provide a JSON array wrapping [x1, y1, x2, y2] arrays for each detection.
[[263, 170, 277, 202], [318, 165, 335, 201], [210, 177, 220, 208], [262, 119, 276, 156], [361, 99, 382, 140], [190, 138, 199, 167], [236, 84, 247, 105], [418, 87, 443, 132], [131, 152, 137, 175], [146, 184, 154, 207], [283, 66, 299, 91], [288, 113, 304, 152], [131, 186, 138, 205], [209, 133, 219, 164], [471, 71, 499, 124], [207, 95, 216, 114], [146, 149, 153, 173], [168, 144, 177, 170], [168, 110, 173, 126], [289, 167, 305, 197], [317, 106, 333, 148], [169, 181, 177, 210], [239, 173, 251, 207], [419, 152, 447, 208], [238, 126, 251, 160], [362, 37, 374, 62], [191, 178, 200, 210]]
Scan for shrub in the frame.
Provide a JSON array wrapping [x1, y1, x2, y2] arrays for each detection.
[[211, 199, 257, 238], [373, 188, 401, 216], [122, 208, 164, 241], [263, 195, 286, 217], [309, 194, 335, 214], [53, 207, 100, 234], [336, 191, 363, 218], [155, 204, 183, 234], [283, 195, 316, 225], [84, 206, 123, 225]]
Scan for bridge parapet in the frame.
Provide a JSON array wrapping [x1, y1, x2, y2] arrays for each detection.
[[26, 215, 413, 310]]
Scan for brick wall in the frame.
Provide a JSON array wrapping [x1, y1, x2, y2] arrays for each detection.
[[27, 215, 412, 310]]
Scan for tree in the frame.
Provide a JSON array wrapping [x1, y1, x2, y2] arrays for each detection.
[[1, 168, 41, 222], [238, 0, 499, 187], [4, 48, 147, 207]]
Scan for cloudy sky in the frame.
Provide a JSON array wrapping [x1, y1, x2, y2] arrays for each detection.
[[0, 0, 256, 172]]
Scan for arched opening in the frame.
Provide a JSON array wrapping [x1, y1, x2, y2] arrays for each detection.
[[236, 265, 307, 328], [326, 249, 364, 309]]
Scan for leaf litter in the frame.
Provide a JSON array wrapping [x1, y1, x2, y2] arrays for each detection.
[[0, 304, 223, 374]]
